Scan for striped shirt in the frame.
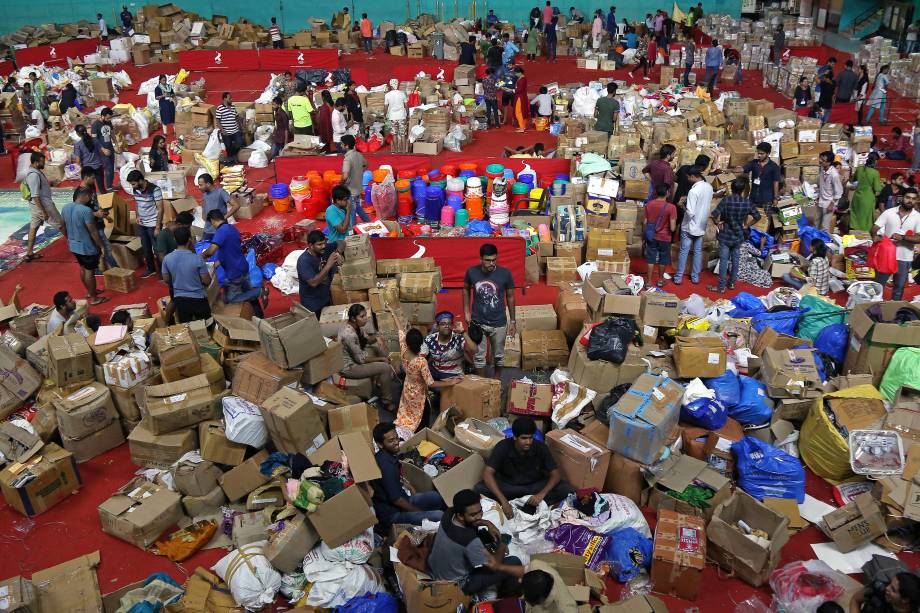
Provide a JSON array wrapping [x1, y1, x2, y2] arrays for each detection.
[[215, 103, 240, 135], [269, 25, 281, 42], [133, 183, 162, 228]]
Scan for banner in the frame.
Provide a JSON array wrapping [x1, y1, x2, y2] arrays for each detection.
[[258, 48, 339, 71], [370, 236, 526, 287], [0, 61, 14, 77], [15, 39, 100, 67], [177, 49, 261, 71]]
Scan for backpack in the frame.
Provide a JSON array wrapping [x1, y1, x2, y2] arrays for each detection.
[[20, 170, 39, 202]]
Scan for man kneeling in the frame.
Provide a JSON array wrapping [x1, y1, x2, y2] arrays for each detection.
[[476, 416, 574, 519], [429, 489, 523, 599]]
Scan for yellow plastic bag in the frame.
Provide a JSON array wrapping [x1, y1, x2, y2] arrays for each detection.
[[195, 153, 219, 178], [174, 68, 190, 85], [800, 384, 883, 483]]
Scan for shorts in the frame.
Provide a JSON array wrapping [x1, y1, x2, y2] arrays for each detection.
[[74, 252, 101, 270], [645, 239, 672, 265], [473, 322, 507, 369], [30, 203, 62, 231], [173, 296, 212, 323]]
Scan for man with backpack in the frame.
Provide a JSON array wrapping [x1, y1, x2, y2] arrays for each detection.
[[23, 152, 62, 262]]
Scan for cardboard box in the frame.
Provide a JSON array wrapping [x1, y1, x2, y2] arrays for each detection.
[[127, 421, 197, 469], [151, 325, 202, 382], [845, 302, 920, 384], [231, 351, 302, 405], [0, 422, 42, 467], [761, 347, 821, 397], [255, 303, 324, 369], [819, 493, 886, 553], [320, 301, 374, 337], [220, 449, 271, 502], [608, 374, 683, 465], [182, 485, 226, 518], [398, 272, 441, 302], [555, 290, 588, 342], [98, 477, 183, 549], [0, 575, 36, 613], [598, 596, 669, 612], [172, 456, 223, 497], [32, 552, 102, 613], [507, 380, 554, 417], [546, 429, 611, 491], [706, 491, 790, 586], [567, 341, 646, 393], [328, 402, 378, 446], [399, 429, 485, 504], [673, 335, 727, 378], [103, 267, 137, 293], [212, 315, 261, 352], [0, 443, 80, 516], [640, 293, 680, 327], [394, 562, 470, 613], [516, 304, 557, 332], [61, 419, 125, 463], [51, 382, 118, 440], [0, 344, 41, 414], [199, 420, 247, 465], [230, 511, 271, 549], [545, 257, 579, 286], [651, 509, 706, 600], [645, 452, 731, 516], [266, 512, 320, 573], [48, 334, 94, 387], [376, 257, 437, 275], [307, 433, 379, 547], [143, 374, 213, 434], [583, 272, 641, 316], [301, 340, 345, 385], [260, 386, 327, 455], [440, 375, 502, 420], [521, 329, 569, 370]]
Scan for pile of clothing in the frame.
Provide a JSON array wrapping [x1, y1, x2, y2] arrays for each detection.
[[401, 440, 464, 477]]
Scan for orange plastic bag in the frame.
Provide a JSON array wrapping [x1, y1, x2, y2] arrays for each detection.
[[153, 520, 218, 562]]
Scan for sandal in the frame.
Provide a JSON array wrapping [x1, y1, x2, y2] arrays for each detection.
[[23, 253, 42, 261], [656, 280, 666, 288], [89, 296, 110, 306]]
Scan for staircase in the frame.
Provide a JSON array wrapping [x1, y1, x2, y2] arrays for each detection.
[[840, 5, 884, 38]]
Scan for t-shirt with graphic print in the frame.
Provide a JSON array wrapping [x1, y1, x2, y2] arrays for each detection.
[[464, 265, 514, 327]]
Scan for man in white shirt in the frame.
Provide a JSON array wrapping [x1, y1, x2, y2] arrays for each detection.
[[332, 98, 348, 153], [384, 78, 409, 153], [674, 166, 712, 285], [31, 108, 44, 132], [871, 188, 920, 300], [816, 151, 843, 232], [97, 13, 109, 39]]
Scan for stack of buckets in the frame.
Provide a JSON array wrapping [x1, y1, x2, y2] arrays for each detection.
[[270, 183, 291, 212]]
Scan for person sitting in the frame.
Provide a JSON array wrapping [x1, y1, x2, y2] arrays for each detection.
[[476, 416, 574, 519], [370, 422, 445, 528], [339, 303, 396, 413], [851, 571, 920, 613], [882, 127, 911, 161], [47, 291, 79, 336], [522, 560, 578, 613], [782, 239, 830, 296], [428, 489, 523, 599], [110, 309, 134, 332]]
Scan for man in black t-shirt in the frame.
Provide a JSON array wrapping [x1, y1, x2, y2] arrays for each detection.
[[816, 73, 836, 125], [475, 417, 574, 519], [464, 243, 515, 377]]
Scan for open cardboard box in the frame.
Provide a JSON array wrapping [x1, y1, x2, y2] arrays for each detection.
[[644, 453, 730, 521], [399, 429, 484, 505]]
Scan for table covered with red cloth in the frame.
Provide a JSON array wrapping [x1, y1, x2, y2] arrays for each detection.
[[15, 39, 100, 67], [0, 61, 14, 77], [178, 49, 261, 71], [369, 236, 526, 287], [273, 154, 570, 183], [258, 49, 339, 71]]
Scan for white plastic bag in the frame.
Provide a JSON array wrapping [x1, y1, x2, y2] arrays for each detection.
[[504, 498, 556, 555], [682, 294, 707, 317], [683, 378, 716, 406], [846, 281, 884, 309], [63, 163, 81, 181], [443, 124, 465, 152], [549, 369, 596, 429], [212, 542, 282, 610], [306, 564, 382, 608], [222, 396, 268, 448], [247, 150, 268, 168], [119, 162, 139, 192], [14, 152, 33, 182], [202, 129, 223, 160], [572, 86, 601, 116], [131, 110, 150, 140], [576, 261, 599, 281], [558, 493, 651, 537]]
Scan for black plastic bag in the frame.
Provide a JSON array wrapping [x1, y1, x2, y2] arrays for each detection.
[[596, 383, 631, 422], [586, 317, 636, 364]]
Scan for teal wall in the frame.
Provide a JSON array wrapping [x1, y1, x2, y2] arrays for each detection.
[[1, 0, 742, 36]]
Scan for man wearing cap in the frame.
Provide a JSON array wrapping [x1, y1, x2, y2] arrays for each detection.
[[421, 312, 483, 380], [384, 79, 409, 154]]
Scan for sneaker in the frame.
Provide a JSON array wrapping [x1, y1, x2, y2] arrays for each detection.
[[140, 270, 157, 279], [643, 76, 651, 81], [663, 272, 673, 280]]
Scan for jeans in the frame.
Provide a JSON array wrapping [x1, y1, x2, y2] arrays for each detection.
[[704, 66, 719, 90], [717, 242, 740, 290], [545, 40, 556, 60], [272, 40, 283, 48], [223, 132, 243, 163], [820, 106, 832, 123], [874, 260, 912, 301], [782, 272, 805, 289], [224, 274, 264, 318], [88, 166, 107, 195], [102, 153, 115, 191], [885, 150, 907, 160], [99, 232, 117, 268], [271, 141, 284, 158], [463, 556, 523, 597], [350, 194, 370, 224], [386, 491, 445, 526], [485, 98, 500, 127], [683, 64, 693, 86], [137, 225, 157, 273], [472, 323, 507, 369], [363, 37, 373, 52], [675, 231, 703, 283], [865, 100, 886, 123]]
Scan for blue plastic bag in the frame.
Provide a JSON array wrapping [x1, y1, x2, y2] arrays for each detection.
[[504, 427, 544, 442], [732, 436, 806, 503], [703, 371, 741, 408], [246, 250, 263, 287], [730, 376, 773, 425], [728, 292, 766, 318], [336, 592, 399, 613], [814, 323, 848, 365], [681, 397, 728, 430], [604, 527, 653, 583], [261, 263, 278, 280], [748, 227, 775, 258], [751, 308, 804, 336], [797, 224, 832, 257], [465, 219, 494, 236]]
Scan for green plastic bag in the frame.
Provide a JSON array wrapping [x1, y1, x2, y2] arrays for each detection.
[[795, 295, 847, 342], [879, 347, 920, 400]]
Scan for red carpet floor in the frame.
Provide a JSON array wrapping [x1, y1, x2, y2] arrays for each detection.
[[0, 48, 917, 609]]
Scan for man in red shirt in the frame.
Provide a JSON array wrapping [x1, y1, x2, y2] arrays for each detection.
[[542, 1, 554, 25], [643, 144, 676, 202], [644, 183, 678, 287], [882, 126, 912, 161]]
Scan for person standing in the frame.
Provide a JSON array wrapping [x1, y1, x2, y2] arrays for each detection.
[[271, 95, 290, 158], [325, 184, 354, 242], [149, 134, 170, 172], [286, 82, 315, 135], [464, 243, 515, 377], [201, 210, 267, 317], [817, 57, 837, 79], [850, 153, 883, 232], [73, 125, 106, 196], [161, 226, 212, 323], [629, 33, 651, 80], [156, 211, 193, 262], [315, 90, 334, 153], [360, 13, 374, 55], [120, 5, 134, 33], [854, 64, 870, 125], [682, 36, 696, 86], [871, 188, 920, 300], [126, 170, 163, 278], [593, 82, 619, 135], [61, 187, 107, 305], [459, 36, 476, 65], [865, 64, 890, 125], [24, 152, 63, 262], [385, 79, 409, 153], [645, 183, 678, 288], [607, 6, 618, 39], [542, 1, 554, 26], [793, 77, 812, 112], [772, 27, 785, 65], [341, 135, 371, 224], [501, 32, 519, 66], [29, 73, 46, 119], [525, 24, 540, 61], [215, 92, 243, 164], [296, 230, 342, 316], [704, 39, 723, 92], [511, 66, 530, 133], [269, 17, 282, 48], [835, 60, 858, 103], [739, 142, 781, 211], [198, 174, 237, 242], [97, 13, 109, 39], [911, 116, 920, 173], [643, 145, 676, 202], [331, 98, 348, 153], [815, 151, 844, 233], [483, 68, 500, 128], [74, 167, 116, 272], [92, 108, 116, 191], [544, 17, 558, 62], [816, 72, 835, 124], [709, 178, 760, 293], [154, 75, 175, 136], [487, 37, 503, 69], [591, 11, 604, 51], [673, 166, 711, 285]]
